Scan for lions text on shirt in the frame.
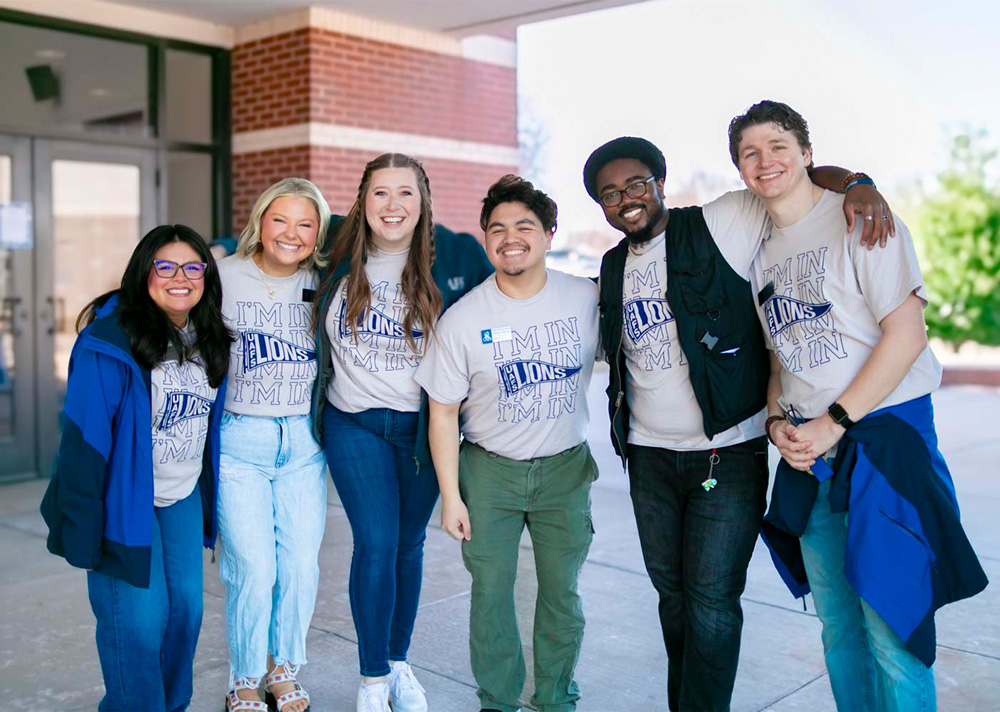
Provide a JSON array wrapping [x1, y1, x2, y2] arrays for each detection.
[[218, 255, 317, 416], [415, 270, 600, 461], [623, 190, 770, 450], [151, 336, 217, 507], [327, 248, 424, 413], [752, 190, 942, 419]]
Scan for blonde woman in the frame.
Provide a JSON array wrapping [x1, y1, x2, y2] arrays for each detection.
[[217, 178, 331, 712]]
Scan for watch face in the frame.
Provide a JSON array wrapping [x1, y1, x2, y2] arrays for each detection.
[[829, 403, 850, 425]]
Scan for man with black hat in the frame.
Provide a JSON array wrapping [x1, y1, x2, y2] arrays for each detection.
[[583, 136, 893, 711]]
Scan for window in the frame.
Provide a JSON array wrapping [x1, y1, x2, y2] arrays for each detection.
[[0, 21, 150, 138]]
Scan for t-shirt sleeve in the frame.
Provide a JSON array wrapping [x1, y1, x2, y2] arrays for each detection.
[[702, 189, 772, 277], [414, 311, 471, 405], [848, 214, 928, 323]]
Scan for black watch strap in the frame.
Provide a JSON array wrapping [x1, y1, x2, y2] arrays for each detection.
[[828, 402, 855, 429]]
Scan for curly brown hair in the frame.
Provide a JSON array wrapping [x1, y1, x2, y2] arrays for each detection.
[[317, 153, 442, 352], [728, 100, 813, 169]]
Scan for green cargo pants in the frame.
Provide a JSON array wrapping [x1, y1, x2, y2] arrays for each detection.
[[459, 440, 598, 712]]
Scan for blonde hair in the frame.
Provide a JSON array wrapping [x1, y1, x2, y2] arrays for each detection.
[[237, 177, 332, 270]]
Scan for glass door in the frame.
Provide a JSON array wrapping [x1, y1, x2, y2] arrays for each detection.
[[0, 135, 35, 481], [33, 140, 157, 478]]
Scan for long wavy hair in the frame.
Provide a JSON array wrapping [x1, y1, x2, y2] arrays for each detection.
[[77, 224, 233, 387], [318, 153, 442, 352]]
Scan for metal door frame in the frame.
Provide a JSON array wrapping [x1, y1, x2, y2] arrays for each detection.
[[0, 134, 35, 481], [32, 139, 157, 478]]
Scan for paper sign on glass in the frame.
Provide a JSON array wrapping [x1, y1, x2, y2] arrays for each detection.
[[0, 202, 33, 250]]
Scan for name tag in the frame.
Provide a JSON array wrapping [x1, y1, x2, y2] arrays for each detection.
[[481, 326, 512, 344]]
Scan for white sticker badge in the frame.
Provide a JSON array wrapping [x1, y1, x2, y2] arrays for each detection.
[[481, 326, 512, 344]]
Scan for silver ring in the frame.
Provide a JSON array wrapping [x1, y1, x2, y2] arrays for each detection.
[[881, 215, 889, 221], [864, 215, 874, 221]]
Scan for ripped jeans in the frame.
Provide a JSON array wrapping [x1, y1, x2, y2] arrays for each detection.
[[217, 412, 328, 684]]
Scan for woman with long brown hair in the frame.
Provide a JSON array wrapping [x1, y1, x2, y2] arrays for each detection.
[[311, 153, 492, 712]]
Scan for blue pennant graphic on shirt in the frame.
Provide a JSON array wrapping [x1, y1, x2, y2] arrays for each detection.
[[242, 331, 316, 372], [498, 360, 582, 397], [624, 298, 674, 342], [338, 302, 424, 340], [158, 391, 213, 431], [764, 295, 834, 338]]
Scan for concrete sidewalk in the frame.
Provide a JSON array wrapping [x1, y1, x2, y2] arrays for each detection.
[[2, 372, 998, 711]]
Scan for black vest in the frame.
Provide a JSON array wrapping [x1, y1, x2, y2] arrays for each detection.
[[598, 206, 769, 461]]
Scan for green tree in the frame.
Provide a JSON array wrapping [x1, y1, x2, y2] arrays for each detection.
[[917, 132, 1000, 346]]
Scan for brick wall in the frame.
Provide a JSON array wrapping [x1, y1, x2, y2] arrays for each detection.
[[230, 22, 518, 238], [307, 28, 517, 146], [309, 146, 516, 237], [231, 30, 311, 135], [231, 145, 311, 230]]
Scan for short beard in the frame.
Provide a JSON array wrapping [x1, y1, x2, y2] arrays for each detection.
[[622, 202, 666, 246]]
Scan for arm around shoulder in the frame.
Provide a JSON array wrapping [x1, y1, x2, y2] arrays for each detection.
[[436, 225, 493, 288], [810, 166, 896, 246]]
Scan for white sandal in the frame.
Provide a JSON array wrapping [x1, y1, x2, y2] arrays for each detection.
[[224, 677, 268, 711], [265, 662, 311, 712]]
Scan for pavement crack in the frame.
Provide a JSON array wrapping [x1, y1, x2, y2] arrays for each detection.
[[582, 556, 647, 577], [407, 662, 478, 691], [754, 670, 828, 711], [937, 643, 1000, 662], [417, 589, 471, 610]]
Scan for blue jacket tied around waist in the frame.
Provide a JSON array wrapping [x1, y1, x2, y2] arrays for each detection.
[[762, 395, 988, 668], [41, 298, 226, 589]]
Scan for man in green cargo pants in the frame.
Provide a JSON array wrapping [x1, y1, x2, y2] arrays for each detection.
[[415, 175, 602, 712]]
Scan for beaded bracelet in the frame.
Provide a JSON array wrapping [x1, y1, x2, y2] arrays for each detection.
[[765, 415, 785, 446], [842, 171, 876, 192]]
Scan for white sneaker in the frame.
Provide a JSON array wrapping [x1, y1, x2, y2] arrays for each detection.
[[357, 680, 390, 712], [388, 661, 428, 712]]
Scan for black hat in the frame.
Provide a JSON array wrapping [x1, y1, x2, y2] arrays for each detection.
[[583, 136, 666, 201]]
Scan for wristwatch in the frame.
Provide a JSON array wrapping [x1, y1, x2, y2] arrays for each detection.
[[827, 402, 855, 429]]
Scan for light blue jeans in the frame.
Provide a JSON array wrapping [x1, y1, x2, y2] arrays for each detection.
[[217, 412, 328, 683], [801, 478, 936, 712]]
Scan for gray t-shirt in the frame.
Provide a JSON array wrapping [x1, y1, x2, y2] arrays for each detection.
[[623, 190, 770, 450], [326, 248, 423, 413], [218, 255, 317, 416], [752, 190, 941, 419], [151, 338, 217, 507], [415, 270, 600, 460]]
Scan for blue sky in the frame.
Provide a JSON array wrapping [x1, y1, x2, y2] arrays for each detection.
[[517, 0, 1000, 238]]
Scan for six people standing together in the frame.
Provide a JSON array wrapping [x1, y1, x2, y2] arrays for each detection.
[[41, 100, 987, 712]]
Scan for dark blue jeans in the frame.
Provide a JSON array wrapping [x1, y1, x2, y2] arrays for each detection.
[[628, 437, 768, 712], [322, 403, 440, 677], [87, 486, 204, 712]]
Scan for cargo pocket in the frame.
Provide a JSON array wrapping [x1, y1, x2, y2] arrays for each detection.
[[674, 257, 728, 316], [702, 331, 757, 422]]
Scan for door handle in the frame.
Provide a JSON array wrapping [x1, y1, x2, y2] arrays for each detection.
[[46, 296, 66, 335], [1, 296, 22, 337]]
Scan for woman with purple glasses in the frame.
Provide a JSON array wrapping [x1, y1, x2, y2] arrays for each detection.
[[42, 224, 232, 711]]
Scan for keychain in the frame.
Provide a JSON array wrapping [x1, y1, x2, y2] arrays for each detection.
[[702, 448, 719, 491]]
